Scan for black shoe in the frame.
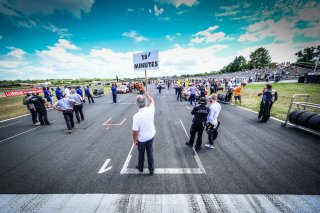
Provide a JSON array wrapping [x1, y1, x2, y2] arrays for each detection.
[[149, 171, 154, 176], [77, 120, 80, 123], [258, 120, 267, 123], [185, 142, 193, 147], [135, 166, 143, 173], [195, 147, 202, 151]]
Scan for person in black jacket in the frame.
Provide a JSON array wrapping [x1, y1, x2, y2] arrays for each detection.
[[258, 84, 278, 123], [28, 92, 51, 125], [186, 97, 210, 150], [177, 84, 183, 101]]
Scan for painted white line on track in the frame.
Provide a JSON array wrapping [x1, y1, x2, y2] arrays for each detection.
[[0, 120, 23, 129], [0, 120, 56, 144], [98, 159, 112, 174], [0, 127, 41, 144], [0, 113, 29, 123], [120, 143, 135, 174], [2, 194, 318, 212]]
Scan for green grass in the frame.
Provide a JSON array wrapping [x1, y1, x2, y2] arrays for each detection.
[[218, 83, 320, 121]]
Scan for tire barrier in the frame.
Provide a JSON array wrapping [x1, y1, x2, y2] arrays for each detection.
[[306, 74, 320, 84], [298, 76, 305, 83], [296, 111, 317, 127], [289, 110, 306, 124], [307, 115, 320, 132]]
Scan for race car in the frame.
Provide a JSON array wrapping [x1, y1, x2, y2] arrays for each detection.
[[116, 85, 129, 94]]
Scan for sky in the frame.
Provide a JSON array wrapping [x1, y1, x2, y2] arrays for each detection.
[[0, 0, 319, 80]]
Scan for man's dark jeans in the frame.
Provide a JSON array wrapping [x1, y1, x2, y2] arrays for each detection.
[[189, 123, 204, 149], [29, 109, 38, 124], [73, 104, 84, 122], [137, 138, 154, 173], [36, 107, 50, 125], [87, 94, 94, 103], [63, 110, 74, 130], [112, 93, 117, 103]]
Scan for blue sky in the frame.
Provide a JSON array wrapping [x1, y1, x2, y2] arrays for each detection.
[[0, 0, 319, 80]]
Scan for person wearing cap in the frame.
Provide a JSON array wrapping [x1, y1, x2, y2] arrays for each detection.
[[23, 91, 40, 125], [258, 84, 278, 123], [69, 89, 85, 123], [186, 97, 210, 150], [28, 92, 51, 125], [132, 91, 156, 175], [188, 83, 197, 106], [205, 94, 221, 149], [53, 94, 77, 134]]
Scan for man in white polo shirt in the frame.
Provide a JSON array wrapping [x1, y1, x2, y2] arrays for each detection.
[[132, 91, 156, 175]]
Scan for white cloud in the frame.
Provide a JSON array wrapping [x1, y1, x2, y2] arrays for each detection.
[[122, 31, 148, 43], [42, 22, 71, 38], [0, 0, 95, 19], [157, 0, 198, 8], [154, 5, 164, 16], [55, 39, 80, 50], [148, 9, 152, 14], [215, 10, 240, 17], [7, 47, 26, 59], [127, 8, 134, 12], [165, 33, 181, 41], [191, 26, 233, 44]]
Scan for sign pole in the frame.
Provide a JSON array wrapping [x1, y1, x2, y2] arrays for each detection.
[[145, 70, 148, 92]]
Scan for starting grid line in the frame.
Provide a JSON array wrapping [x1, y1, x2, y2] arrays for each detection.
[[120, 119, 206, 174]]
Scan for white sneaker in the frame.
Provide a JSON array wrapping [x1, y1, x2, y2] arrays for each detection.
[[205, 144, 214, 149], [33, 122, 41, 126], [68, 130, 72, 134]]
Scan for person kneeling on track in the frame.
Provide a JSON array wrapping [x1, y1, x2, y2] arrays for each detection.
[[69, 89, 85, 123], [257, 84, 278, 123], [53, 94, 77, 134], [186, 97, 210, 151], [205, 94, 221, 149]]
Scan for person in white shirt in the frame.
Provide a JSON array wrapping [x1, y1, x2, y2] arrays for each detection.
[[53, 94, 76, 134], [132, 91, 156, 175], [69, 89, 85, 123], [64, 86, 71, 97], [205, 93, 221, 149]]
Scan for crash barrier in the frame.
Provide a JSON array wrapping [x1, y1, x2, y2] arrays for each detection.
[[282, 94, 320, 134], [306, 73, 320, 84], [4, 89, 43, 97]]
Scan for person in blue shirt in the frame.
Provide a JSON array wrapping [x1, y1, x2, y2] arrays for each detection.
[[43, 87, 52, 108], [76, 86, 83, 97], [55, 87, 63, 100], [85, 86, 95, 104], [111, 83, 117, 103]]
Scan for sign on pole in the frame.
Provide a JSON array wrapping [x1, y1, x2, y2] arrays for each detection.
[[133, 50, 159, 71]]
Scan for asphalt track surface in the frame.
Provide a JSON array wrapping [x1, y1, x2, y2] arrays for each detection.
[[0, 84, 319, 212]]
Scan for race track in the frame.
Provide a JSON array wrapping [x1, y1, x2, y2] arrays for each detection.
[[0, 84, 319, 212]]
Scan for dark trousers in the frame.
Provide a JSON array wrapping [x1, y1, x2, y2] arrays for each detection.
[[189, 94, 196, 105], [36, 107, 49, 125], [87, 95, 94, 103], [63, 110, 74, 130], [73, 104, 84, 122], [258, 101, 272, 122], [137, 138, 154, 173], [177, 92, 182, 101], [112, 93, 117, 103], [175, 88, 178, 95], [29, 109, 38, 124], [208, 130, 218, 146], [189, 124, 204, 149], [158, 88, 161, 94]]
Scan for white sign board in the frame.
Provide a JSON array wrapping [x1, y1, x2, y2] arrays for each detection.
[[133, 50, 159, 71]]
